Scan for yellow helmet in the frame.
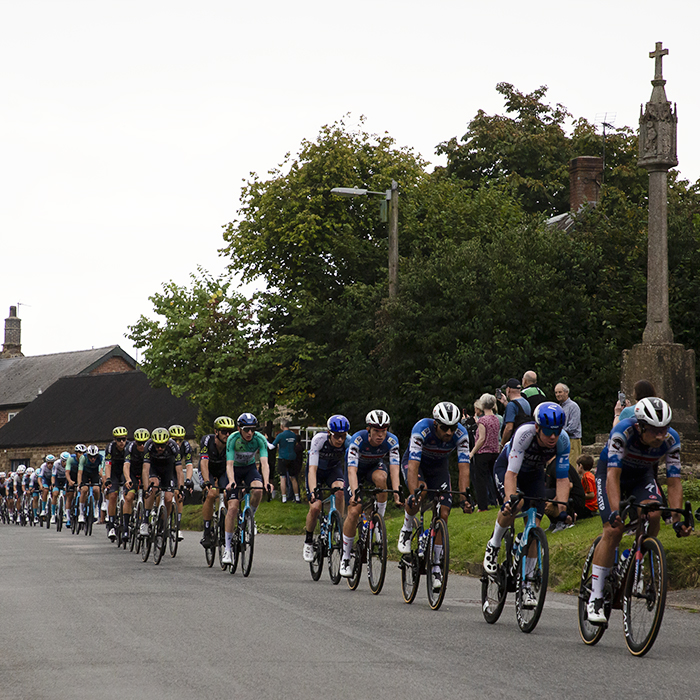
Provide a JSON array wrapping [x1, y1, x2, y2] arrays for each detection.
[[151, 427, 170, 445], [168, 424, 186, 439], [133, 428, 150, 443], [214, 416, 235, 430], [112, 426, 128, 438]]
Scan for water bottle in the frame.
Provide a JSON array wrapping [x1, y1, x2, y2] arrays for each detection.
[[418, 529, 429, 558], [360, 514, 369, 540], [618, 548, 630, 567]]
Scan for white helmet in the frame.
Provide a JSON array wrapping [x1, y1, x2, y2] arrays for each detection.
[[17, 464, 26, 474], [634, 397, 672, 428], [432, 401, 461, 427], [75, 444, 87, 453], [87, 445, 99, 456], [365, 410, 390, 429], [26, 467, 35, 475], [0, 472, 5, 478]]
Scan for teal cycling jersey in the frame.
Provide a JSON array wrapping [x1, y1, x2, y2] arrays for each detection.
[[226, 431, 268, 467]]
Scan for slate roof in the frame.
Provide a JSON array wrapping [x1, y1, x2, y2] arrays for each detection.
[[0, 371, 198, 447], [0, 345, 137, 408]]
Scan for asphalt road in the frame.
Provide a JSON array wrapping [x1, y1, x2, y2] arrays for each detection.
[[1, 524, 697, 700]]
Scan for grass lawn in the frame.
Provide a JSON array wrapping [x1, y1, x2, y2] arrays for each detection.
[[181, 499, 700, 593]]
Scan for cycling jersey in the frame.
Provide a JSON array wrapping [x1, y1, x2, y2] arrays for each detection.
[[124, 442, 146, 477], [79, 454, 103, 485], [306, 432, 349, 491], [37, 463, 54, 487], [200, 434, 227, 476], [66, 455, 80, 481], [178, 439, 194, 466], [506, 422, 570, 478], [226, 431, 268, 467], [52, 459, 67, 480], [143, 439, 180, 469], [105, 441, 127, 477], [406, 418, 470, 466], [346, 430, 400, 471]]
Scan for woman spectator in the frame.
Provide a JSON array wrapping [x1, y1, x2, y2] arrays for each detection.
[[612, 379, 656, 428], [469, 393, 501, 511]]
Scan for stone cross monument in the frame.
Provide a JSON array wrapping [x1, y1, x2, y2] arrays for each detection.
[[621, 42, 697, 436]]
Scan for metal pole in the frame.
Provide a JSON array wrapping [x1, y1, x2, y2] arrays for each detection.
[[388, 180, 398, 299]]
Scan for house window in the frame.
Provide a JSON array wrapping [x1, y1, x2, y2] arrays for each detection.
[[10, 458, 29, 470], [7, 412, 18, 421]]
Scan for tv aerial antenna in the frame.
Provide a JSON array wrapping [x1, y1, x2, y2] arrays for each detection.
[[594, 113, 616, 185]]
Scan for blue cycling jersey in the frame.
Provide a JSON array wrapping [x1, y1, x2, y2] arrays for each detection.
[[600, 417, 681, 479], [308, 432, 350, 470], [346, 430, 400, 470], [506, 422, 570, 479], [406, 417, 470, 465]]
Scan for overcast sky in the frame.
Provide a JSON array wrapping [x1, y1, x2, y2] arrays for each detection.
[[2, 0, 698, 360]]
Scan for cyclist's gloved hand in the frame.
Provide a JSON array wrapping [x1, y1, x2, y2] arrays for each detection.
[[202, 480, 212, 490], [607, 509, 621, 526], [104, 478, 112, 489], [184, 479, 193, 491], [406, 494, 416, 509], [673, 520, 690, 538]]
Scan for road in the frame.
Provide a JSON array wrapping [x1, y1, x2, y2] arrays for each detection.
[[0, 525, 696, 700]]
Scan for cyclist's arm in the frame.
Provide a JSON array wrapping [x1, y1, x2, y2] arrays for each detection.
[[406, 459, 420, 495], [199, 455, 211, 484], [503, 469, 518, 503], [141, 460, 150, 487], [104, 458, 112, 483], [123, 460, 131, 485], [259, 455, 271, 490], [605, 467, 621, 516], [78, 456, 85, 486], [458, 459, 471, 492], [226, 459, 236, 491], [347, 465, 359, 500], [666, 476, 683, 516]]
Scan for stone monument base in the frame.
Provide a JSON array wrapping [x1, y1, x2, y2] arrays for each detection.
[[621, 343, 698, 437]]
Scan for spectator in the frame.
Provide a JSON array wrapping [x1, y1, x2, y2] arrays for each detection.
[[272, 421, 301, 503], [498, 378, 531, 450], [521, 370, 547, 413], [545, 457, 586, 530], [554, 382, 582, 468], [613, 379, 657, 428], [469, 393, 501, 511], [576, 454, 597, 518]]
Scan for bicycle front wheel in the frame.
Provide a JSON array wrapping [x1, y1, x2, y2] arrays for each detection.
[[169, 505, 179, 558], [328, 510, 343, 585], [367, 512, 387, 595], [623, 537, 667, 657], [56, 499, 64, 533], [141, 515, 152, 562], [217, 508, 228, 570], [481, 528, 512, 624], [153, 507, 167, 565], [400, 517, 420, 604], [347, 540, 362, 591], [515, 526, 549, 633], [426, 518, 449, 610], [310, 534, 324, 581], [241, 509, 255, 577], [577, 535, 608, 645], [134, 503, 144, 553]]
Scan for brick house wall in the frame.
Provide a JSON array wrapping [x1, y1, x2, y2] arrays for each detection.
[[89, 357, 134, 374]]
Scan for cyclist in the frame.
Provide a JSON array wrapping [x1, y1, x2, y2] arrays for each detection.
[[65, 444, 85, 528], [104, 426, 129, 541], [78, 445, 103, 524], [482, 402, 571, 607], [27, 467, 42, 523], [50, 452, 69, 524], [122, 428, 149, 542], [397, 401, 472, 590], [221, 412, 272, 565], [169, 424, 192, 542], [303, 414, 350, 562], [199, 416, 235, 548], [13, 466, 27, 522], [5, 471, 15, 522], [37, 454, 56, 521], [340, 409, 401, 578], [140, 427, 180, 536], [586, 397, 691, 624]]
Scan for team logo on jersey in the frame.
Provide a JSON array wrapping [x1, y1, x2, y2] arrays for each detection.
[[611, 437, 625, 452], [388, 436, 397, 446], [421, 428, 429, 438]]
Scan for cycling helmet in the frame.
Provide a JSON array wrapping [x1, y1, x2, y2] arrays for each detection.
[[534, 402, 566, 432], [17, 465, 26, 474], [151, 427, 170, 445], [0, 472, 5, 478], [214, 415, 235, 431], [26, 467, 34, 475], [237, 412, 258, 428], [365, 410, 390, 429], [45, 454, 56, 462], [87, 445, 99, 456], [635, 397, 672, 428], [75, 444, 87, 453], [133, 428, 150, 443], [168, 424, 186, 439], [432, 401, 461, 426], [112, 426, 128, 438], [327, 414, 350, 434], [60, 451, 70, 461]]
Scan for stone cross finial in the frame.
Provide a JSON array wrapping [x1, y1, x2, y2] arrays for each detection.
[[650, 42, 668, 81]]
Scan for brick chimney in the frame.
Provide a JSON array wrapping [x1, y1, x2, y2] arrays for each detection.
[[1, 306, 23, 358], [569, 156, 603, 212]]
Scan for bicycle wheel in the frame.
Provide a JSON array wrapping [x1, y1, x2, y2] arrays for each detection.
[[481, 528, 512, 624], [153, 507, 167, 565], [141, 513, 152, 562], [515, 527, 549, 633], [217, 508, 228, 570], [128, 510, 137, 552], [240, 509, 255, 577], [169, 505, 179, 558], [623, 537, 667, 657], [328, 511, 343, 585], [71, 504, 78, 535], [426, 518, 449, 610], [56, 499, 63, 533], [135, 503, 145, 554], [367, 512, 387, 595], [310, 534, 324, 581], [577, 535, 609, 645], [229, 524, 240, 575], [347, 538, 362, 590]]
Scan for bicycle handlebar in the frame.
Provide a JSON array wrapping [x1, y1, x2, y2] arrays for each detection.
[[620, 496, 695, 533]]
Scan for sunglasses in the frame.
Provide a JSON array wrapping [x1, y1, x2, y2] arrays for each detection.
[[218, 429, 231, 436], [436, 423, 456, 434], [240, 427, 255, 434], [539, 426, 562, 437], [116, 437, 127, 442]]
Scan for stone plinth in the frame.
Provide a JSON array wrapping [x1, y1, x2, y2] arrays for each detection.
[[621, 343, 698, 436]]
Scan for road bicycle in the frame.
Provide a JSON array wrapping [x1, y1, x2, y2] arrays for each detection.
[[347, 488, 399, 595], [54, 487, 67, 533], [399, 486, 470, 610], [168, 487, 182, 558], [131, 488, 146, 553], [113, 486, 126, 548], [79, 483, 100, 536], [308, 486, 344, 584], [577, 496, 694, 656], [141, 486, 170, 565], [480, 492, 565, 633], [227, 485, 270, 577]]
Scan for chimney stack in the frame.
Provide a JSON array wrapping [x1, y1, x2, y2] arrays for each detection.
[[569, 156, 603, 212], [1, 306, 23, 358]]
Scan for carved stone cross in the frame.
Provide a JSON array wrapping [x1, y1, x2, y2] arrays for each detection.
[[650, 41, 668, 81]]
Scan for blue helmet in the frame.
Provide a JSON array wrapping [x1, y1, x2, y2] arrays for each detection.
[[327, 414, 350, 434], [534, 402, 566, 432], [237, 412, 258, 428]]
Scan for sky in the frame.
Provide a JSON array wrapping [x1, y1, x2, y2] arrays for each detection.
[[1, 0, 699, 360]]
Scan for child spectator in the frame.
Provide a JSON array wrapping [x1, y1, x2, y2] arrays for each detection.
[[577, 454, 597, 517]]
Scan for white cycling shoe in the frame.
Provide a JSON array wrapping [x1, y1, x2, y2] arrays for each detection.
[[222, 549, 233, 565], [303, 542, 314, 562]]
